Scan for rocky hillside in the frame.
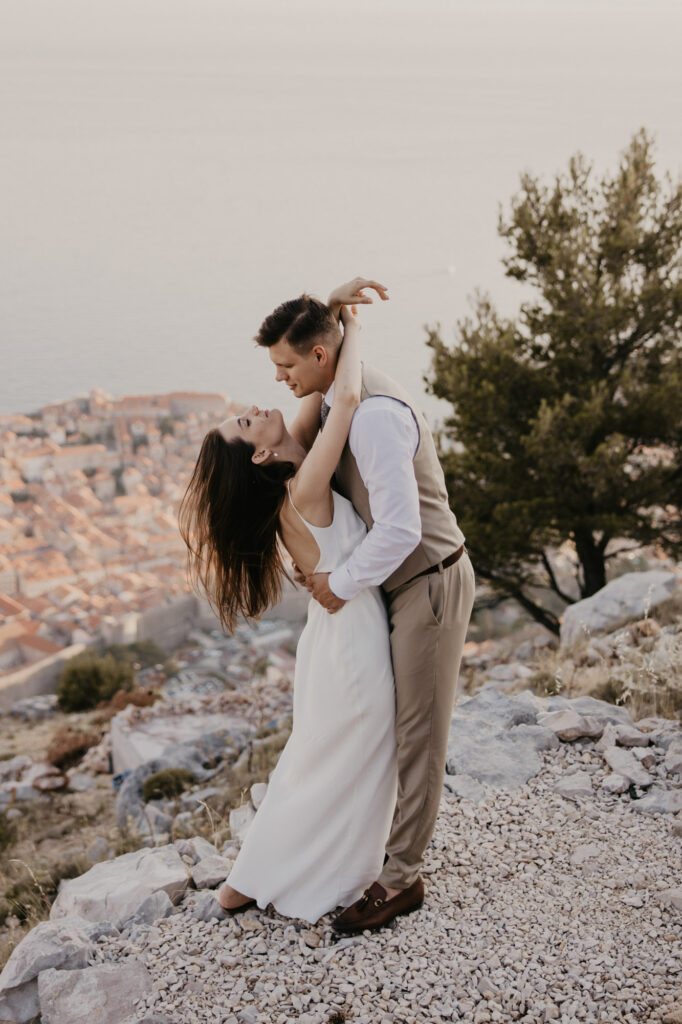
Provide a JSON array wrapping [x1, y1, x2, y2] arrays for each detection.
[[0, 569, 681, 1024]]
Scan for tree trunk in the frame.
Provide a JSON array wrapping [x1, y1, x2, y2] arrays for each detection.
[[574, 528, 607, 598]]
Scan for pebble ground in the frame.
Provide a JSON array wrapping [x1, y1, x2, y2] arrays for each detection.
[[91, 739, 682, 1024]]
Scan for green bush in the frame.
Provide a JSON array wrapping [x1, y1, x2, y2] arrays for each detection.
[[56, 653, 134, 712], [142, 768, 196, 803], [104, 640, 165, 669]]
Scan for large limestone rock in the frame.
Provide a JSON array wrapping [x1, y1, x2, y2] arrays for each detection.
[[230, 803, 256, 841], [51, 845, 189, 928], [665, 739, 682, 775], [536, 709, 603, 741], [560, 570, 678, 646], [190, 855, 235, 889], [630, 787, 682, 815], [38, 962, 152, 1024], [603, 747, 653, 788], [545, 695, 634, 728], [447, 690, 556, 789], [554, 770, 594, 800], [443, 773, 487, 803], [0, 921, 91, 1024]]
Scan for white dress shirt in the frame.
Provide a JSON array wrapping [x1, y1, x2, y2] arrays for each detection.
[[324, 382, 422, 601]]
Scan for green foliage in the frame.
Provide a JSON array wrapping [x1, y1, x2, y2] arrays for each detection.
[[159, 416, 175, 436], [104, 639, 165, 669], [56, 653, 134, 712], [142, 768, 196, 802], [427, 130, 682, 633]]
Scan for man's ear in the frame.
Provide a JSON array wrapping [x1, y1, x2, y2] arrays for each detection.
[[311, 344, 329, 366], [251, 449, 272, 465]]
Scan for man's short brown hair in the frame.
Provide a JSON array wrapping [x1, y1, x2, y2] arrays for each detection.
[[255, 294, 338, 353]]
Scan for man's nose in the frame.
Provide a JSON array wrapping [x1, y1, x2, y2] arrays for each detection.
[[275, 368, 288, 382]]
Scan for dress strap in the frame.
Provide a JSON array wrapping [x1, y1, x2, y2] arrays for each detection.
[[286, 481, 309, 527]]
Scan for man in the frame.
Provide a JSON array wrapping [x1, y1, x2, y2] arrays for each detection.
[[255, 277, 475, 932]]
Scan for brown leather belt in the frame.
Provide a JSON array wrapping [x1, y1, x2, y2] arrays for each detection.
[[411, 545, 465, 582]]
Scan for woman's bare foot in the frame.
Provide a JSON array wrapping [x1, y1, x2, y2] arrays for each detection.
[[218, 883, 254, 911]]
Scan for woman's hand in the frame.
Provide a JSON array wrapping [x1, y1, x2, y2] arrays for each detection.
[[340, 304, 361, 331], [328, 277, 389, 317]]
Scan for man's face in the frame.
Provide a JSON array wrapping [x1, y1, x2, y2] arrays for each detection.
[[268, 335, 335, 398]]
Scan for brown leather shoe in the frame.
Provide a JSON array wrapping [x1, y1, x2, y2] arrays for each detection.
[[332, 877, 424, 934]]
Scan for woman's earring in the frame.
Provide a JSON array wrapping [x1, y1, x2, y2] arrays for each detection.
[[274, 453, 279, 458]]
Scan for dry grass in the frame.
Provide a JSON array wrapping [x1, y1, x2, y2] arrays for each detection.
[[527, 616, 682, 721]]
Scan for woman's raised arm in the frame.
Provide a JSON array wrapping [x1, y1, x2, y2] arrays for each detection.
[[289, 307, 362, 511], [288, 392, 324, 452]]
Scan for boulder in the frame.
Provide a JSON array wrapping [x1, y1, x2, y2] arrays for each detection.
[[630, 787, 682, 815], [51, 845, 189, 928], [631, 746, 657, 770], [0, 755, 32, 783], [603, 748, 653, 788], [191, 854, 234, 889], [554, 770, 594, 800], [183, 891, 227, 922], [536, 709, 603, 742], [443, 774, 487, 803], [173, 836, 219, 864], [665, 740, 682, 776], [613, 724, 652, 748], [250, 782, 268, 809], [447, 689, 557, 789], [447, 731, 544, 790], [0, 921, 91, 1024], [38, 961, 152, 1024], [544, 695, 634, 728], [230, 804, 256, 841], [127, 890, 174, 926], [601, 773, 630, 794], [560, 570, 678, 646]]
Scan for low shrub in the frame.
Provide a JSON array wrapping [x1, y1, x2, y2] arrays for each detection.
[[104, 640, 165, 669], [142, 768, 196, 802], [46, 728, 101, 771], [56, 653, 134, 712]]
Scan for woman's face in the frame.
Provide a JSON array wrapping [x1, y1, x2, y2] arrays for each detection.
[[218, 406, 285, 454]]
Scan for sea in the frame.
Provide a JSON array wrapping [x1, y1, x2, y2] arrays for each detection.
[[2, 0, 681, 425]]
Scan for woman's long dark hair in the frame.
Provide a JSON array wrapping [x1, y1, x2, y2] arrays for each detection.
[[179, 429, 296, 633]]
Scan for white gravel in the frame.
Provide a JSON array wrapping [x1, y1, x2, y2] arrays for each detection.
[[92, 740, 682, 1024]]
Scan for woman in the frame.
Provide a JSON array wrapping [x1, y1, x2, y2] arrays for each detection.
[[179, 302, 397, 924]]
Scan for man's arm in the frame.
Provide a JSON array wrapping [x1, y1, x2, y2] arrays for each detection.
[[310, 399, 421, 609]]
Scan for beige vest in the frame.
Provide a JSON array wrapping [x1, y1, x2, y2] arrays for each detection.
[[334, 363, 465, 592]]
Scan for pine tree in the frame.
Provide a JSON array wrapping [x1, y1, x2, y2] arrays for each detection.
[[427, 130, 682, 633]]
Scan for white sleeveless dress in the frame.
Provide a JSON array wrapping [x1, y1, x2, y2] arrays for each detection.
[[225, 488, 397, 923]]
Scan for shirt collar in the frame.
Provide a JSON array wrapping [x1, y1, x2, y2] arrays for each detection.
[[323, 381, 335, 405]]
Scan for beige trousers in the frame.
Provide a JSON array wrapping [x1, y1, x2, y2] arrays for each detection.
[[379, 552, 475, 889]]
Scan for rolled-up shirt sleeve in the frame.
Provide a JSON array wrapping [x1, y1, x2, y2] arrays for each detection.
[[328, 398, 422, 600]]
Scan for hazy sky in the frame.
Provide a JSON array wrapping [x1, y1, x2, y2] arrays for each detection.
[[2, 0, 681, 418]]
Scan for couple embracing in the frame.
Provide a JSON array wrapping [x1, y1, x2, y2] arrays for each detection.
[[179, 277, 475, 934]]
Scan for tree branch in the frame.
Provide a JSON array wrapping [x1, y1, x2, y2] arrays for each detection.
[[540, 550, 575, 605], [474, 566, 561, 635]]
